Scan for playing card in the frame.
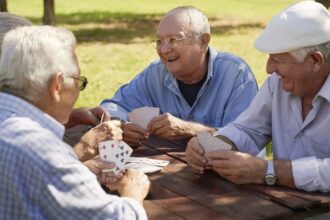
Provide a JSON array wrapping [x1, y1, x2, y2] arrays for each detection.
[[125, 162, 163, 174], [128, 107, 160, 129], [98, 140, 133, 174], [127, 157, 169, 167], [197, 132, 232, 159]]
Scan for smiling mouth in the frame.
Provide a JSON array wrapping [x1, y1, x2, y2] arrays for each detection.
[[167, 57, 179, 63]]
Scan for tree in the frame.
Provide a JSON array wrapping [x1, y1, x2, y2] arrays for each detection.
[[43, 0, 56, 25], [316, 0, 330, 8], [0, 0, 7, 12]]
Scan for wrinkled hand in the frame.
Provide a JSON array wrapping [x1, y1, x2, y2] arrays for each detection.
[[185, 137, 208, 173], [106, 169, 150, 204], [83, 156, 124, 185], [208, 151, 266, 184], [65, 106, 110, 128], [148, 113, 192, 139], [121, 122, 149, 147], [74, 120, 123, 162]]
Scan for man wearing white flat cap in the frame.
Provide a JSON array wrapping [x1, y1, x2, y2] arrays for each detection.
[[185, 0, 330, 192]]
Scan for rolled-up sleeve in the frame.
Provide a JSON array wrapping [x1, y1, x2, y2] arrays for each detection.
[[292, 157, 330, 192]]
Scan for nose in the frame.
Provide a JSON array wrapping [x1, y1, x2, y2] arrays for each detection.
[[266, 57, 276, 75], [159, 42, 172, 54]]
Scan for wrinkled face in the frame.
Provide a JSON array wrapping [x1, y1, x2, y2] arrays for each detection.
[[156, 13, 207, 81], [266, 52, 322, 98]]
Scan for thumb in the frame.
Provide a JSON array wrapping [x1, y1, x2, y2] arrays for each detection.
[[95, 158, 115, 170]]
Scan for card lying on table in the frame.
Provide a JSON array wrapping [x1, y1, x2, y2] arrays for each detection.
[[197, 132, 232, 159], [98, 140, 133, 174], [125, 156, 170, 174], [128, 106, 160, 129]]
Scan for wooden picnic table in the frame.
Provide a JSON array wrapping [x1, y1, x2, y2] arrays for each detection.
[[133, 135, 330, 220]]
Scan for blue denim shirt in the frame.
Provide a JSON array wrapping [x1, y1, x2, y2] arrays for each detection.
[[101, 47, 258, 128]]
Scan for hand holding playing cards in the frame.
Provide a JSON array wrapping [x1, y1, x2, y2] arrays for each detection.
[[83, 156, 124, 185], [65, 106, 110, 128], [121, 122, 149, 147], [74, 120, 123, 162], [106, 169, 150, 204], [148, 113, 193, 139], [208, 151, 266, 185], [185, 137, 208, 173]]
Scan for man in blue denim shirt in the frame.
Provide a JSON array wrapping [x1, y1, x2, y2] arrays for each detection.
[[101, 6, 258, 146]]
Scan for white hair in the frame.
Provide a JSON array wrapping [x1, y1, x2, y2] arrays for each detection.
[[167, 6, 211, 35], [0, 12, 32, 54], [0, 26, 78, 101], [290, 41, 330, 63]]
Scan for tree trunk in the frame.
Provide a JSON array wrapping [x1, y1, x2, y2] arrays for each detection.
[[0, 0, 8, 12], [43, 0, 56, 25], [316, 0, 330, 8]]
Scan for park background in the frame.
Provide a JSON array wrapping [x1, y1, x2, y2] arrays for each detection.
[[7, 0, 297, 107]]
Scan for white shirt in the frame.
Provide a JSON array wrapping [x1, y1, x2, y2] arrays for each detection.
[[218, 73, 330, 192]]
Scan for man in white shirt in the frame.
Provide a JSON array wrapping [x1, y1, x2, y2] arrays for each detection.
[[185, 1, 330, 192]]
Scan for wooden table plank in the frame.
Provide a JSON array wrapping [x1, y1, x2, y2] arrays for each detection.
[[143, 200, 185, 220]]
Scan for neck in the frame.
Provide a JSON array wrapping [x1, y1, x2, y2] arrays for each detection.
[[177, 53, 209, 84]]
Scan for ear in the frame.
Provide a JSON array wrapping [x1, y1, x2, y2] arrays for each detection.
[[200, 33, 210, 52], [48, 72, 63, 102], [310, 51, 325, 73]]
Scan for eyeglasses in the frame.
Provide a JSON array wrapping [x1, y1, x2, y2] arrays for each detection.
[[70, 76, 88, 91], [152, 35, 195, 50]]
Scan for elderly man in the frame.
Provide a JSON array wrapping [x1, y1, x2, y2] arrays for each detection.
[[186, 1, 330, 192], [0, 26, 149, 218], [101, 6, 258, 146], [0, 12, 130, 185]]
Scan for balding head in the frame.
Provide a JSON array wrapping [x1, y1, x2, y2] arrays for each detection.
[[160, 6, 210, 36]]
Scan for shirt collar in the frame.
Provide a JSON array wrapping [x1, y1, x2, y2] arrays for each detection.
[[0, 92, 65, 139], [316, 73, 330, 103]]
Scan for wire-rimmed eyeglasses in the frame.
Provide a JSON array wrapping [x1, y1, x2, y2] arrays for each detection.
[[69, 76, 88, 91], [152, 34, 196, 50]]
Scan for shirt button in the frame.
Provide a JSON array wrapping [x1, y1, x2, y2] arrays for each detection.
[[187, 114, 192, 120]]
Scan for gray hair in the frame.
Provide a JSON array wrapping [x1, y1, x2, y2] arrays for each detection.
[[0, 13, 32, 54], [167, 6, 211, 35], [290, 41, 330, 64], [0, 26, 78, 101]]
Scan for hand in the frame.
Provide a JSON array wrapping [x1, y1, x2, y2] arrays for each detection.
[[65, 106, 110, 128], [121, 122, 149, 147], [148, 113, 192, 139], [106, 169, 150, 204], [185, 137, 208, 173], [208, 151, 266, 184], [74, 120, 123, 162], [83, 156, 124, 185]]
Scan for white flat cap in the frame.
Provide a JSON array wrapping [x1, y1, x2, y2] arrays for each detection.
[[255, 0, 330, 53]]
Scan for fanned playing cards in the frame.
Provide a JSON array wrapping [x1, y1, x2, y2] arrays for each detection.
[[98, 140, 133, 174], [197, 132, 232, 159], [128, 107, 160, 129]]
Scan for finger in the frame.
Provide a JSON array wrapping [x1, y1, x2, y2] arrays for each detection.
[[208, 150, 231, 160], [123, 136, 143, 146], [149, 119, 168, 134], [97, 160, 116, 170], [153, 126, 171, 137], [208, 159, 232, 169], [124, 123, 148, 135], [104, 120, 121, 128]]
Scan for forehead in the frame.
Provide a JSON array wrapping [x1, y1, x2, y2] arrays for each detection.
[[157, 12, 191, 38], [269, 52, 294, 60]]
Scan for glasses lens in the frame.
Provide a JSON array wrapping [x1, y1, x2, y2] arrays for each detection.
[[79, 76, 88, 91]]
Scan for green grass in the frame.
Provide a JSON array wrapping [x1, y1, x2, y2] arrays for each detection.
[[7, 0, 296, 107]]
